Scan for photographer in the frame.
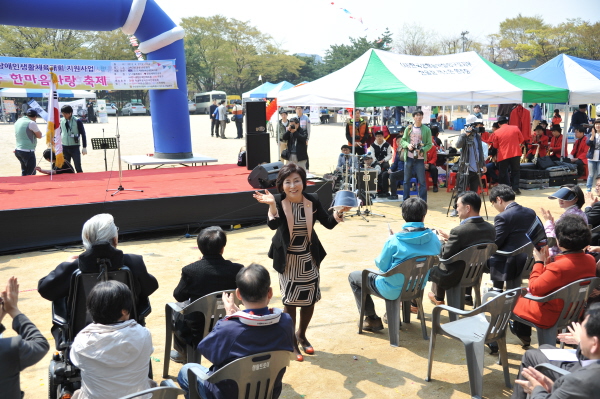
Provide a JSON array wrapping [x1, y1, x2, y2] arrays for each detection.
[[450, 115, 487, 217], [400, 110, 432, 202], [281, 117, 308, 170]]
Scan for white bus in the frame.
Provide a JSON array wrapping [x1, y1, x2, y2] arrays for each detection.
[[194, 90, 227, 114]]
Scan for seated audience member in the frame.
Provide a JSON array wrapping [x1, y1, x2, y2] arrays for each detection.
[[569, 125, 589, 177], [548, 125, 563, 160], [348, 198, 441, 330], [585, 178, 600, 245], [425, 135, 439, 192], [431, 126, 442, 147], [540, 120, 552, 138], [171, 226, 244, 363], [38, 213, 158, 345], [541, 184, 587, 258], [35, 149, 75, 175], [362, 153, 381, 174], [71, 281, 155, 399], [513, 303, 600, 399], [380, 134, 405, 200], [511, 215, 597, 347], [178, 263, 294, 399], [428, 192, 495, 307], [0, 277, 49, 399], [526, 125, 549, 162], [336, 144, 357, 171], [345, 109, 369, 155], [368, 130, 392, 171], [488, 185, 537, 292]]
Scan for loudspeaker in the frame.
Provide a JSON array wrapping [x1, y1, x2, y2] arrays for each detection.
[[246, 133, 270, 170], [248, 161, 284, 189], [246, 101, 267, 134]]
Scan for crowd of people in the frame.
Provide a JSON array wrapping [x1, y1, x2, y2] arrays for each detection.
[[6, 103, 600, 398]]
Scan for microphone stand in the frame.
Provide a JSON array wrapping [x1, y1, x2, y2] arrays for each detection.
[[106, 105, 143, 196]]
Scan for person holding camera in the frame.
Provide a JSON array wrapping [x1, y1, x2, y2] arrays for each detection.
[[400, 110, 432, 202], [60, 105, 87, 173], [281, 117, 308, 170], [449, 115, 487, 217]]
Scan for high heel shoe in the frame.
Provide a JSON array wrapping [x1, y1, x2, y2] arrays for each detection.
[[295, 353, 304, 362], [296, 333, 314, 355]]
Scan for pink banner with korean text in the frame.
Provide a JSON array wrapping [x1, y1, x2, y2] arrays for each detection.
[[0, 57, 178, 90]]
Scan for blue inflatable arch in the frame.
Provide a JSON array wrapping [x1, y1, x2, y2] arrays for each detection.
[[0, 0, 192, 159]]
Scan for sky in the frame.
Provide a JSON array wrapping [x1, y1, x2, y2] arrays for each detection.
[[155, 0, 600, 56]]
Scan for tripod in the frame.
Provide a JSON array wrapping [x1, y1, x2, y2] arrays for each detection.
[[106, 106, 143, 196], [446, 131, 488, 219]]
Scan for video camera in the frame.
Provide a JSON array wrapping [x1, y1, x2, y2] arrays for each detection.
[[412, 142, 422, 158]]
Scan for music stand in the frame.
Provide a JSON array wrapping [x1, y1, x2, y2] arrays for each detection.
[[91, 137, 117, 172], [104, 111, 144, 196]]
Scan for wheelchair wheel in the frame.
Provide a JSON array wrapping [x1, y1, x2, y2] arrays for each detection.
[[48, 362, 58, 399]]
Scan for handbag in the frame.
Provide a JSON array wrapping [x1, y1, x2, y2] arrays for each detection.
[[535, 156, 556, 169], [226, 117, 231, 123], [281, 149, 290, 160]]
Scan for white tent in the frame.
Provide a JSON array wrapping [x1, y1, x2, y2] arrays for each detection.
[[0, 88, 96, 98], [277, 49, 568, 107]]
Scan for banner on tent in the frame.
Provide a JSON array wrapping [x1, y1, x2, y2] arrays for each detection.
[[0, 56, 178, 90]]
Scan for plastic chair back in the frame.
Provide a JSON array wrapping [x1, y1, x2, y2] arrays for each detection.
[[188, 351, 290, 399], [163, 290, 241, 378], [441, 243, 497, 288], [394, 256, 439, 302], [480, 288, 524, 343], [119, 386, 185, 399], [496, 241, 534, 290]]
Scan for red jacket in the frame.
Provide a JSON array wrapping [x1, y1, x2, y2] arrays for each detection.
[[426, 145, 438, 165], [527, 134, 549, 158], [480, 131, 493, 145], [491, 124, 525, 162], [571, 137, 589, 164], [513, 252, 596, 329], [549, 134, 563, 157], [509, 105, 531, 142]]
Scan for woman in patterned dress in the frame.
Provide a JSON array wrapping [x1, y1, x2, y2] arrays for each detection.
[[253, 163, 351, 362]]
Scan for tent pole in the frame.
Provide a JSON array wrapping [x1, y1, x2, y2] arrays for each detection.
[[561, 103, 570, 161], [450, 105, 454, 130]]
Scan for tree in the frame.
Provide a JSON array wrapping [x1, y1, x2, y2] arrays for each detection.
[[394, 23, 440, 55], [320, 29, 393, 75], [498, 14, 547, 61], [88, 30, 135, 61], [0, 26, 93, 59]]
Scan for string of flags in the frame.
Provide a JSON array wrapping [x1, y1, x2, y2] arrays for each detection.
[[129, 35, 145, 61]]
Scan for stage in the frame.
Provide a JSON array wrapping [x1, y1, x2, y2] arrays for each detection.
[[0, 164, 332, 254]]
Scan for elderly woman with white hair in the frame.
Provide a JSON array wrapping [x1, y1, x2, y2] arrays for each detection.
[[38, 213, 158, 345]]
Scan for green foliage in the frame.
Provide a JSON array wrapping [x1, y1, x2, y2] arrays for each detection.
[[321, 28, 393, 75], [181, 15, 304, 95], [0, 26, 94, 59]]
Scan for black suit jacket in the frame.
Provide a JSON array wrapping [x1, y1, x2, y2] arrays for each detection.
[[585, 202, 600, 245], [0, 314, 49, 399], [38, 250, 159, 316], [488, 202, 537, 281], [430, 217, 496, 290], [268, 192, 338, 274], [531, 360, 600, 399]]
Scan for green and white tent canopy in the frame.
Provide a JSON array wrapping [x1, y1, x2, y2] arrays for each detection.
[[277, 49, 569, 107]]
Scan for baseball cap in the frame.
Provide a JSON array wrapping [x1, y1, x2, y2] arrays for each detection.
[[26, 109, 38, 117], [363, 153, 373, 159], [465, 115, 482, 124], [373, 130, 384, 136]]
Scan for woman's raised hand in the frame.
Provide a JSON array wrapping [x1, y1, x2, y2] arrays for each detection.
[[253, 190, 275, 205]]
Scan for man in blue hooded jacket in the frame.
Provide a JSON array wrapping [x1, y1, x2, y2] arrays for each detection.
[[348, 197, 441, 330]]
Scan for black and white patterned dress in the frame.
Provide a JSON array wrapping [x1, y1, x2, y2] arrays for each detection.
[[279, 202, 321, 306]]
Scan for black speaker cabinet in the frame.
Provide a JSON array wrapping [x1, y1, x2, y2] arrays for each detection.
[[246, 101, 267, 134], [248, 161, 284, 189], [246, 133, 270, 170]]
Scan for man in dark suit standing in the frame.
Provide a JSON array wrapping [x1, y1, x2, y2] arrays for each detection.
[[428, 191, 496, 306], [488, 185, 537, 292], [585, 177, 600, 245], [514, 303, 600, 399], [209, 99, 218, 137]]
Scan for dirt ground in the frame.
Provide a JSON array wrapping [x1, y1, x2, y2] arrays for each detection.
[[0, 114, 568, 398]]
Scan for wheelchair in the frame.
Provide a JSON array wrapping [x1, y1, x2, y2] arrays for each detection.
[[48, 242, 151, 399]]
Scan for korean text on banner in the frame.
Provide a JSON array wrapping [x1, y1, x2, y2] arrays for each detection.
[[0, 57, 178, 90]]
